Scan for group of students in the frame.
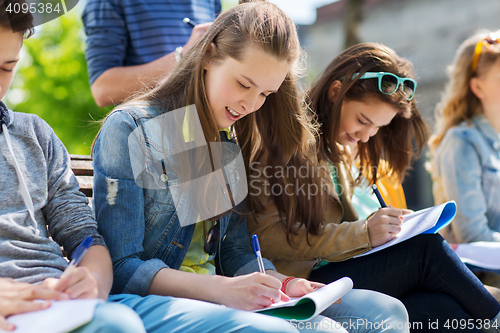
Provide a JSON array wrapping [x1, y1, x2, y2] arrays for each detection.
[[1, 0, 500, 332]]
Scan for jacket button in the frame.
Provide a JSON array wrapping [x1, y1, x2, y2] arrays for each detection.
[[161, 174, 168, 182]]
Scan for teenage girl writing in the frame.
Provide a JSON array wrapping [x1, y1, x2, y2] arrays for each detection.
[[92, 2, 407, 332], [247, 42, 500, 331]]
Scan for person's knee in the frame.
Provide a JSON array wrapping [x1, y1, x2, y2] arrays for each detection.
[[85, 302, 145, 333], [355, 290, 408, 331], [418, 233, 445, 248], [292, 316, 348, 333], [227, 313, 300, 333], [380, 296, 408, 323]]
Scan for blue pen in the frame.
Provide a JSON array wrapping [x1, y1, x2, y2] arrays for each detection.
[[371, 184, 387, 208], [61, 236, 94, 277], [183, 17, 197, 28], [251, 234, 266, 273]]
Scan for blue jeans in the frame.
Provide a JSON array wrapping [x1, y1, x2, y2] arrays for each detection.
[[109, 293, 300, 332], [72, 302, 146, 333], [108, 292, 407, 333], [309, 234, 500, 332], [322, 289, 408, 332]]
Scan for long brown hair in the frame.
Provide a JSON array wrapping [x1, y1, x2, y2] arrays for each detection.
[[307, 43, 430, 184], [94, 1, 321, 228], [95, 0, 302, 142], [429, 31, 500, 152]]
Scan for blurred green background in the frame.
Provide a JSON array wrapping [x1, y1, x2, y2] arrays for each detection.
[[4, 1, 238, 155], [5, 11, 111, 155]]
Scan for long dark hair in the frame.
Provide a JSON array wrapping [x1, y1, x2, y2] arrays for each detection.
[[307, 43, 430, 184], [94, 1, 320, 227]]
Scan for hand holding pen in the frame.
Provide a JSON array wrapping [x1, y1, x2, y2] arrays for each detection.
[[179, 17, 213, 59], [367, 185, 404, 247], [44, 237, 99, 299], [62, 236, 94, 277], [368, 184, 412, 247], [251, 235, 291, 304]]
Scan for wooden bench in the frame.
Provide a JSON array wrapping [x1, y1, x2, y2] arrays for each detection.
[[70, 154, 93, 206]]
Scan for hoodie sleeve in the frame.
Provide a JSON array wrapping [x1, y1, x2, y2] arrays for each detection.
[[34, 116, 107, 259]]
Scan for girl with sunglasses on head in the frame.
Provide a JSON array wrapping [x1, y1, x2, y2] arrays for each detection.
[[247, 42, 500, 332], [430, 31, 500, 289], [91, 1, 409, 331]]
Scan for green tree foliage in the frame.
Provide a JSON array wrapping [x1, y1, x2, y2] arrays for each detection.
[[6, 10, 111, 155]]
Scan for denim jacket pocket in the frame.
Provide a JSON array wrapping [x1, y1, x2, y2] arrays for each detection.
[[144, 189, 175, 230]]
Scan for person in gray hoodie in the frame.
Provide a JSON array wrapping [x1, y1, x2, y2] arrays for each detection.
[[0, 2, 148, 332], [0, 2, 308, 333]]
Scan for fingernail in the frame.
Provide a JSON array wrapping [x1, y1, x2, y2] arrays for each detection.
[[60, 293, 69, 300]]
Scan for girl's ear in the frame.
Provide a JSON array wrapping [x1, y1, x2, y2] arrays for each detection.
[[328, 80, 342, 103], [203, 43, 217, 70], [470, 77, 485, 100]]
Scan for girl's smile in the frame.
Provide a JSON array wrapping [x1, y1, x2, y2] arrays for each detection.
[[225, 106, 241, 121]]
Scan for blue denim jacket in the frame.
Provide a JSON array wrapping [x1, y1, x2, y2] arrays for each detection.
[[93, 104, 275, 296], [432, 115, 500, 243]]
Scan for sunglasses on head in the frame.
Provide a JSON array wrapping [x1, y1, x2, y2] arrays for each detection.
[[471, 31, 500, 74], [351, 72, 417, 100], [204, 220, 220, 256]]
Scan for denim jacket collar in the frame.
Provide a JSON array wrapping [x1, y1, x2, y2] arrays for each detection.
[[471, 115, 500, 151]]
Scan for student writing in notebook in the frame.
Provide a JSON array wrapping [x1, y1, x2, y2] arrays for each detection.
[[247, 42, 500, 332], [91, 1, 409, 331], [1, 2, 307, 332], [0, 2, 145, 331]]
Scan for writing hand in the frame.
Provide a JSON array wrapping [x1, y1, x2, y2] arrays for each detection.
[[0, 278, 69, 331], [213, 272, 289, 311], [367, 207, 404, 247], [46, 266, 98, 299]]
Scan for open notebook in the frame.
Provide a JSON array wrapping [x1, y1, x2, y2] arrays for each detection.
[[254, 277, 353, 321], [355, 201, 457, 257], [454, 242, 500, 270], [0, 299, 102, 333]]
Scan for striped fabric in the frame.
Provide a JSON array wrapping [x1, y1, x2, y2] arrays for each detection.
[[82, 0, 221, 84]]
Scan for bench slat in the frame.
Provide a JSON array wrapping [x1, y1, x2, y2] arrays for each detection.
[[70, 155, 94, 200], [71, 160, 93, 176]]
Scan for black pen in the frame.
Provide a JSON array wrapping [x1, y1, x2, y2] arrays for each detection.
[[371, 184, 387, 208], [183, 17, 197, 28]]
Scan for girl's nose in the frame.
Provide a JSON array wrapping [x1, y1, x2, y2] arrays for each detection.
[[358, 130, 371, 143], [241, 94, 259, 114]]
